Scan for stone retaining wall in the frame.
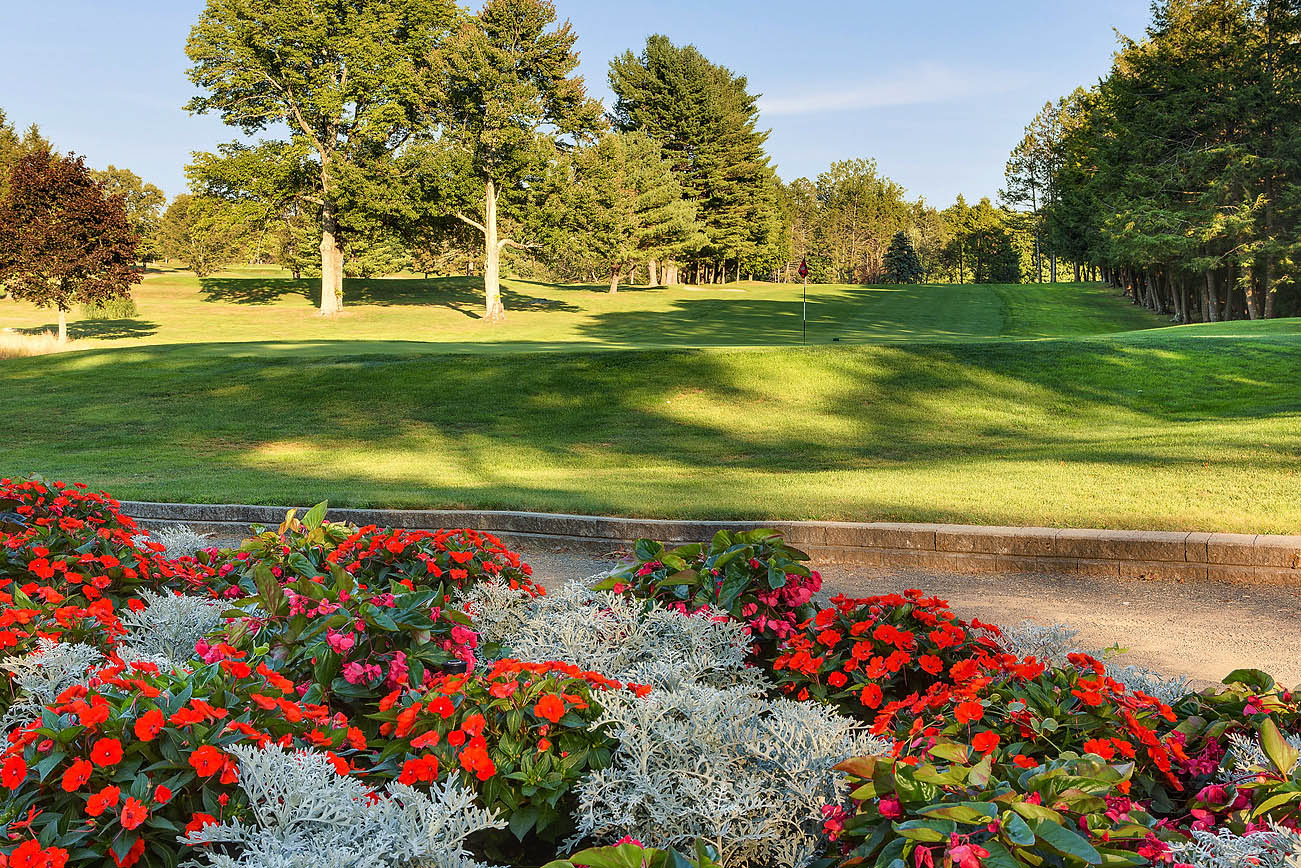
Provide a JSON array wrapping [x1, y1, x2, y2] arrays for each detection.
[[121, 501, 1301, 585]]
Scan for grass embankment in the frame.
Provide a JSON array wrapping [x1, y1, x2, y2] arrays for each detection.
[[2, 269, 1298, 533]]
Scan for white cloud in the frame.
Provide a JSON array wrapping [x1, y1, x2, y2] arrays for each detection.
[[757, 62, 1018, 116]]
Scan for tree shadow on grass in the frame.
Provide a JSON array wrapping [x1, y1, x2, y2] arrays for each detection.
[[19, 319, 159, 340], [198, 275, 579, 317]]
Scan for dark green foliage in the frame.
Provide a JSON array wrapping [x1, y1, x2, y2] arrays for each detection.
[[610, 35, 783, 282], [1036, 0, 1301, 320], [882, 231, 924, 284]]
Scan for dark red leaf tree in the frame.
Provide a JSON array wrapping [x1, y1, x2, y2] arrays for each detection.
[[0, 146, 141, 342]]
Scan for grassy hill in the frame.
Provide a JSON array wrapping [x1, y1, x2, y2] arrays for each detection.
[[2, 269, 1299, 533]]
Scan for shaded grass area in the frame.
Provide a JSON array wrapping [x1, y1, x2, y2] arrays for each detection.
[[3, 324, 1299, 533]]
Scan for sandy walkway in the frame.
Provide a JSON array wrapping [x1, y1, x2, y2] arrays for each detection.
[[519, 546, 1301, 688]]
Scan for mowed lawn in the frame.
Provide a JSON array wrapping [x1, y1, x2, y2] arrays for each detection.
[[1, 265, 1162, 351], [3, 269, 1300, 533]]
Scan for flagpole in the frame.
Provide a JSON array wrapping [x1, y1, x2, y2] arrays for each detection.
[[802, 273, 807, 345]]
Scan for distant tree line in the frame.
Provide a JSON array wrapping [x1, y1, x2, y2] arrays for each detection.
[[1009, 0, 1301, 320]]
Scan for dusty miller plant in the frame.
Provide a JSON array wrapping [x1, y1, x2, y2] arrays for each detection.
[[1218, 730, 1301, 782], [1, 639, 102, 732], [997, 620, 1190, 703], [119, 588, 226, 664], [572, 685, 890, 867], [182, 745, 505, 868], [135, 523, 210, 560], [461, 581, 769, 692], [1169, 824, 1301, 868]]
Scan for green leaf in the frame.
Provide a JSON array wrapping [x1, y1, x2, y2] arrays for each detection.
[[1000, 811, 1035, 846], [508, 805, 538, 840], [633, 538, 665, 562], [1260, 717, 1299, 775], [253, 563, 285, 615], [1031, 817, 1102, 865], [301, 500, 328, 530], [1223, 669, 1277, 693]]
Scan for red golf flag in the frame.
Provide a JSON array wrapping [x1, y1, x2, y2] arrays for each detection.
[[798, 258, 808, 278]]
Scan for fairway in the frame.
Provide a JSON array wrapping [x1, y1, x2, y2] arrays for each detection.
[[1, 266, 1163, 352], [3, 271, 1300, 533]]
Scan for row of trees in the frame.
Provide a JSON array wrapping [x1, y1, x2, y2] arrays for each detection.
[[1005, 0, 1301, 320]]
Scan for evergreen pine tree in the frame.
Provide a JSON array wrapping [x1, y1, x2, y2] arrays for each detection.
[[882, 231, 924, 284]]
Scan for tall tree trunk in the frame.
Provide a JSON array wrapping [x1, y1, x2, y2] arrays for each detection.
[[647, 258, 658, 287], [1050, 253, 1057, 283], [1263, 257, 1276, 319], [319, 199, 344, 316], [57, 308, 67, 343], [1205, 270, 1218, 322], [482, 179, 504, 321], [610, 265, 620, 294]]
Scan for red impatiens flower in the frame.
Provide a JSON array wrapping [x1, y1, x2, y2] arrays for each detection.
[[954, 700, 985, 725], [60, 758, 93, 792], [971, 730, 1000, 754], [1, 754, 27, 790], [827, 671, 848, 688], [8, 840, 71, 868], [185, 812, 219, 837], [154, 784, 173, 803], [85, 784, 122, 817], [133, 708, 164, 742], [120, 796, 148, 830], [189, 745, 225, 777], [90, 737, 123, 768], [534, 694, 565, 723]]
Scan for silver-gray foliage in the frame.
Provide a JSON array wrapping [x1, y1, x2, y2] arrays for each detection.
[[1, 639, 102, 732], [1169, 825, 1301, 868], [181, 745, 505, 868], [572, 685, 891, 868], [462, 581, 768, 692], [119, 589, 226, 664], [1219, 731, 1301, 781], [136, 523, 211, 560]]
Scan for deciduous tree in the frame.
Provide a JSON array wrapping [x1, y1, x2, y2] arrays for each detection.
[[432, 0, 604, 320], [0, 147, 141, 342], [185, 0, 455, 315]]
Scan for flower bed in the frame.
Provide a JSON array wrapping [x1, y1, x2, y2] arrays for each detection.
[[1, 476, 1299, 868]]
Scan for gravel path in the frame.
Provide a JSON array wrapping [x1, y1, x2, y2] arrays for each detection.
[[519, 545, 1301, 688]]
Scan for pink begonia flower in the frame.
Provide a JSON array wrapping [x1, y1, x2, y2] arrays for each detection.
[[614, 836, 644, 848], [386, 652, 409, 688], [371, 593, 396, 608], [946, 835, 990, 868], [326, 629, 355, 655], [450, 624, 479, 649], [314, 599, 339, 616], [878, 796, 903, 819], [271, 566, 283, 578], [217, 563, 234, 577]]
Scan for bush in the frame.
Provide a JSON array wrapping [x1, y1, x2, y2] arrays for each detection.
[[0, 658, 365, 868], [593, 529, 821, 662], [78, 297, 138, 320], [831, 742, 1169, 867], [572, 684, 888, 868], [372, 659, 640, 858], [461, 581, 768, 692], [770, 590, 1008, 715]]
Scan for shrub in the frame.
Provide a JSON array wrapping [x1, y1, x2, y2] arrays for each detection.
[[182, 745, 505, 868], [572, 685, 889, 868], [372, 659, 641, 855], [78, 297, 139, 319], [462, 581, 768, 693], [543, 842, 722, 868], [196, 503, 355, 600], [593, 529, 821, 661], [770, 590, 1007, 715], [831, 742, 1168, 867], [0, 658, 365, 868]]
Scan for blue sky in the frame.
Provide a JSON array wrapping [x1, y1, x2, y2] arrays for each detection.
[[0, 0, 1151, 205]]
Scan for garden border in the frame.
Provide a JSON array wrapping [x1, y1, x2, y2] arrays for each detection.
[[121, 501, 1301, 585]]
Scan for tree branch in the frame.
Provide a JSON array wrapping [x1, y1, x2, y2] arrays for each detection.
[[498, 237, 538, 251], [455, 212, 487, 234]]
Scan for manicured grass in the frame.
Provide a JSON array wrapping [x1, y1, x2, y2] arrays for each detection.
[[1, 266, 1164, 352], [2, 292, 1299, 531]]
